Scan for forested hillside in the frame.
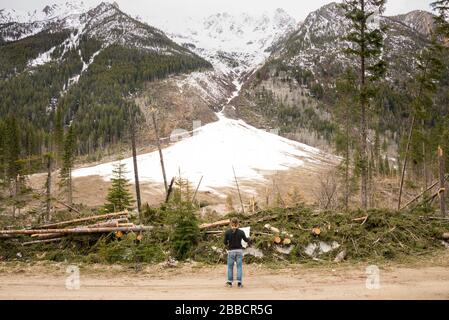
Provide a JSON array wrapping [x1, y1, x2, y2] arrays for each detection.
[[233, 1, 449, 183], [0, 2, 211, 177]]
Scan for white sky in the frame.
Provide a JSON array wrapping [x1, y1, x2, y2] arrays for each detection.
[[0, 0, 434, 22]]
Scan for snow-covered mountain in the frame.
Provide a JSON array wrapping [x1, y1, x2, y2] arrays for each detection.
[[1, 2, 297, 107], [0, 1, 88, 24], [1, 1, 187, 53], [147, 9, 296, 76], [237, 1, 434, 92], [0, 1, 210, 157], [142, 9, 297, 106]]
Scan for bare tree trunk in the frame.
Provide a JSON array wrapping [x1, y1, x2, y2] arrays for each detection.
[[130, 118, 142, 219], [152, 113, 168, 195], [360, 0, 368, 210], [11, 177, 17, 218], [344, 99, 350, 210], [68, 167, 73, 206], [45, 155, 52, 222], [398, 115, 415, 210], [438, 146, 446, 217], [232, 166, 245, 214], [360, 63, 368, 209], [398, 57, 430, 210], [165, 177, 175, 203], [422, 120, 428, 191]]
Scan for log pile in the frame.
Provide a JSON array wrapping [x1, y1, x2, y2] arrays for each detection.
[[264, 224, 293, 245], [0, 210, 153, 245]]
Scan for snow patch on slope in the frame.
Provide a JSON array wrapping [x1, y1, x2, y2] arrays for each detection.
[[28, 46, 56, 67], [73, 113, 332, 195]]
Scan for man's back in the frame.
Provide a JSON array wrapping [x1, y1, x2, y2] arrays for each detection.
[[224, 228, 250, 250]]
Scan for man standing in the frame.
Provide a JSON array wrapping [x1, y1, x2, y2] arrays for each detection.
[[224, 218, 251, 288]]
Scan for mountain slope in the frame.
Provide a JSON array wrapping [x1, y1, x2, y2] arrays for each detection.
[[228, 2, 436, 151], [0, 2, 211, 158], [145, 9, 297, 106], [73, 111, 338, 197]]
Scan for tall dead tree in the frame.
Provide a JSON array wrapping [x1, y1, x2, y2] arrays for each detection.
[[232, 166, 245, 214], [45, 153, 52, 222], [129, 105, 142, 220], [152, 112, 168, 195]]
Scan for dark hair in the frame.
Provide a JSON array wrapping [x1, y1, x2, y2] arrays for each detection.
[[231, 218, 239, 225]]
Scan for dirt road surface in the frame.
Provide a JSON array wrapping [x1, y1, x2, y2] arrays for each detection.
[[1, 255, 449, 300]]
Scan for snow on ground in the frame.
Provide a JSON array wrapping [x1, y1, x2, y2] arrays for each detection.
[[27, 46, 56, 67], [72, 112, 330, 196]]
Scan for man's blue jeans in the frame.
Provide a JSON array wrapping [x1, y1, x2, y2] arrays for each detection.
[[227, 249, 243, 283]]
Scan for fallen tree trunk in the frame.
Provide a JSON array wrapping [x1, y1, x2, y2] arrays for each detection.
[[204, 230, 225, 234], [0, 234, 14, 239], [199, 219, 230, 230], [264, 224, 280, 234], [0, 225, 152, 235], [255, 212, 295, 223], [52, 198, 81, 214], [117, 223, 135, 228], [31, 211, 129, 229], [419, 216, 449, 221], [32, 233, 65, 240], [22, 238, 63, 246], [31, 220, 123, 239]]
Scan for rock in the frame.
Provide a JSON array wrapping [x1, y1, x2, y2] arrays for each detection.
[[304, 241, 340, 257], [334, 250, 347, 263], [160, 257, 178, 268], [211, 246, 224, 254], [243, 247, 264, 258], [441, 240, 449, 249], [16, 252, 22, 258], [275, 245, 294, 255]]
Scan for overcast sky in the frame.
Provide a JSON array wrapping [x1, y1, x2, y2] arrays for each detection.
[[0, 0, 434, 21]]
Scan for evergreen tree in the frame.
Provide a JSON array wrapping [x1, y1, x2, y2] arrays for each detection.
[[53, 108, 64, 167], [59, 125, 76, 205], [4, 115, 25, 216], [398, 37, 444, 209], [104, 161, 134, 212], [335, 69, 359, 209], [341, 0, 387, 210], [432, 1, 449, 38], [5, 115, 21, 183], [0, 121, 6, 187]]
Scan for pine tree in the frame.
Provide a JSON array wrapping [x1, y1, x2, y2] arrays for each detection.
[[53, 108, 64, 167], [432, 1, 449, 38], [4, 115, 23, 216], [104, 161, 134, 212], [341, 0, 387, 210], [398, 38, 444, 209], [335, 69, 359, 210], [0, 120, 6, 187], [59, 125, 76, 205]]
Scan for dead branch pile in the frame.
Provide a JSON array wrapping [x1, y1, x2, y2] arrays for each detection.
[[196, 205, 449, 264]]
